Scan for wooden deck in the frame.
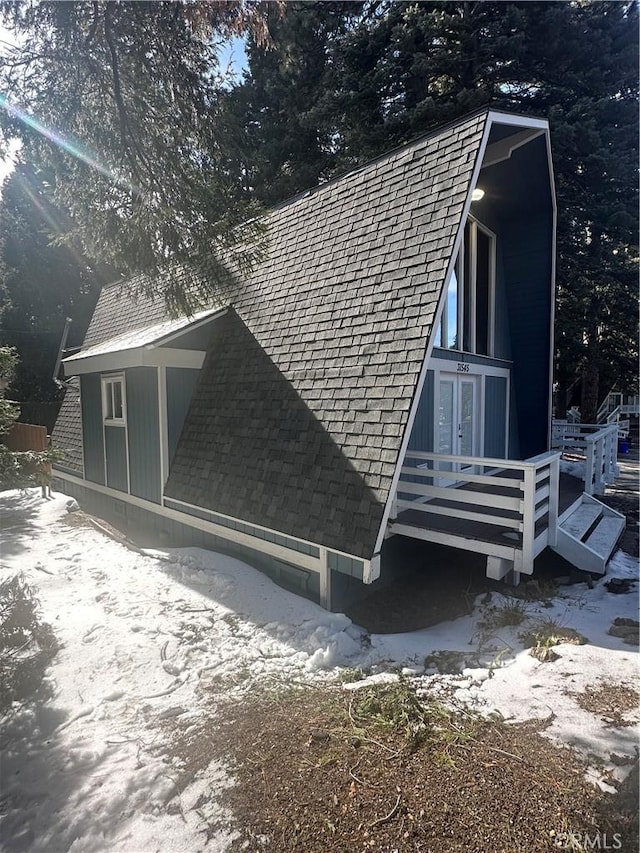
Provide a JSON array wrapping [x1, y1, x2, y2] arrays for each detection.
[[391, 471, 583, 551]]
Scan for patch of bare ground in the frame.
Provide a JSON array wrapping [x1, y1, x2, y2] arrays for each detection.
[[568, 682, 640, 729], [164, 681, 639, 852]]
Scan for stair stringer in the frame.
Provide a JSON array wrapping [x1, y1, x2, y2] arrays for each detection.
[[551, 493, 625, 574]]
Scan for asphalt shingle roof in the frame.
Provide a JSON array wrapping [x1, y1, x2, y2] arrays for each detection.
[[51, 379, 83, 476], [165, 111, 487, 559]]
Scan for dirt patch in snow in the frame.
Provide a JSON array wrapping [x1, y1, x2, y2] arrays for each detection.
[[568, 682, 640, 729], [166, 683, 639, 852]]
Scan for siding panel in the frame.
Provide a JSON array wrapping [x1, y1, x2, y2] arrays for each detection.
[[104, 426, 128, 492], [127, 367, 161, 503], [484, 376, 508, 458], [408, 370, 434, 452]]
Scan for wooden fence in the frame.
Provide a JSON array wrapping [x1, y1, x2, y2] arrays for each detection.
[[5, 422, 49, 452]]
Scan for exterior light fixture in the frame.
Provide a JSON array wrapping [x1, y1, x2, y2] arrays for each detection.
[[471, 188, 485, 201]]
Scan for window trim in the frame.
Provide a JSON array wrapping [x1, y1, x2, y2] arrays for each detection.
[[435, 217, 497, 357], [101, 373, 126, 426]]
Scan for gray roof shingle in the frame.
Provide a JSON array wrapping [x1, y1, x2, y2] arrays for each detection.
[[51, 379, 84, 475]]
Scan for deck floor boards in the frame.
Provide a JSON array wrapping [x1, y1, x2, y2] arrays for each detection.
[[392, 472, 584, 549]]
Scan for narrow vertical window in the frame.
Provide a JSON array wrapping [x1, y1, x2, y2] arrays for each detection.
[[475, 228, 491, 356], [102, 376, 126, 424]]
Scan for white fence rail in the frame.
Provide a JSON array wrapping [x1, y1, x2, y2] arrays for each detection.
[[551, 421, 618, 495], [394, 450, 561, 571]]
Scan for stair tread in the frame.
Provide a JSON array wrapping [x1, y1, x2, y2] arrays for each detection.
[[562, 503, 603, 540], [584, 516, 625, 558]]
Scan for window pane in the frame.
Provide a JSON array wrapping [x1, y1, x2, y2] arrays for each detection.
[[113, 381, 123, 419], [445, 271, 458, 348], [463, 222, 472, 352], [105, 383, 114, 419], [438, 380, 454, 454], [434, 318, 442, 347], [475, 229, 490, 356], [460, 381, 475, 456]]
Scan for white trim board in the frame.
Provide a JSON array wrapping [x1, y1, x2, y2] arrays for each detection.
[[64, 347, 205, 376], [51, 470, 374, 584]]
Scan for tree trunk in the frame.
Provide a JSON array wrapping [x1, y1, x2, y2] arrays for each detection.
[[581, 359, 600, 424]]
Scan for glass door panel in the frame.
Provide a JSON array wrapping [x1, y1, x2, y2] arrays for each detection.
[[438, 380, 455, 454], [459, 380, 476, 458]]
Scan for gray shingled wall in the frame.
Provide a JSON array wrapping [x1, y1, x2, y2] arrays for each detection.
[[165, 112, 487, 559]]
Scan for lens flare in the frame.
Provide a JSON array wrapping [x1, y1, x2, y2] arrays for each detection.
[[0, 94, 136, 192]]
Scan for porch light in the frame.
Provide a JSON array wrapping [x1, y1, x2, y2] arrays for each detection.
[[471, 187, 485, 202]]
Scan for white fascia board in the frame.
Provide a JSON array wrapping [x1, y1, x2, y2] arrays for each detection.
[[63, 347, 205, 376], [53, 471, 322, 573], [152, 307, 226, 347], [545, 129, 558, 448], [481, 128, 545, 169]]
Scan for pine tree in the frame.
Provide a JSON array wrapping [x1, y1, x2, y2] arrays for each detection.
[[221, 1, 364, 206], [0, 166, 110, 402], [234, 1, 638, 418], [0, 1, 269, 312]]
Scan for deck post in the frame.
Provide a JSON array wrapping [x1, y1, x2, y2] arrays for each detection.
[[547, 453, 560, 547], [388, 494, 398, 521], [521, 466, 536, 574], [319, 547, 331, 610], [584, 434, 595, 495]]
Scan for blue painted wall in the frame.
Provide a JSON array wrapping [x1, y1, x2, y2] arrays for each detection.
[[167, 368, 200, 465], [502, 212, 553, 458], [104, 425, 128, 492], [480, 134, 554, 459], [80, 374, 105, 484], [127, 367, 161, 503], [484, 375, 508, 458]]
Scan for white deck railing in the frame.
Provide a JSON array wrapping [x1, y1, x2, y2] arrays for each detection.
[[394, 450, 561, 571], [551, 421, 619, 495]]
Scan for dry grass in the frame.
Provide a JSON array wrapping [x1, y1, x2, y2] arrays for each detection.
[[163, 681, 639, 852]]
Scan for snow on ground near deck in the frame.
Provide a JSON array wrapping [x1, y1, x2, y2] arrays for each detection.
[[1, 490, 638, 852]]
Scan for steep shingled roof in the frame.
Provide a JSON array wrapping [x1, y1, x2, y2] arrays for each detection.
[[53, 110, 489, 559], [164, 111, 488, 559]]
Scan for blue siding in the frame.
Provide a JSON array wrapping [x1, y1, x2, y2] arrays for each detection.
[[104, 426, 128, 492], [484, 376, 507, 458], [479, 135, 553, 459], [80, 374, 105, 484], [166, 368, 200, 464], [127, 367, 161, 503], [327, 551, 364, 580], [502, 213, 553, 458]]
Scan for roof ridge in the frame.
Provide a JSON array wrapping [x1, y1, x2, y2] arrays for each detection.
[[268, 107, 492, 215]]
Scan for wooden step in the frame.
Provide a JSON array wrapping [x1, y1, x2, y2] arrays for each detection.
[[584, 516, 625, 560], [561, 503, 603, 541]]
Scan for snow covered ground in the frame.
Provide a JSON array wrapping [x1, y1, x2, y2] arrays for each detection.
[[1, 489, 638, 852]]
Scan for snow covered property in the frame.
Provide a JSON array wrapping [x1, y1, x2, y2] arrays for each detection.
[[0, 490, 638, 851], [51, 108, 623, 611]]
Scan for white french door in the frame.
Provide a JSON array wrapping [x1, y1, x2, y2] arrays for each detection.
[[437, 373, 479, 481]]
